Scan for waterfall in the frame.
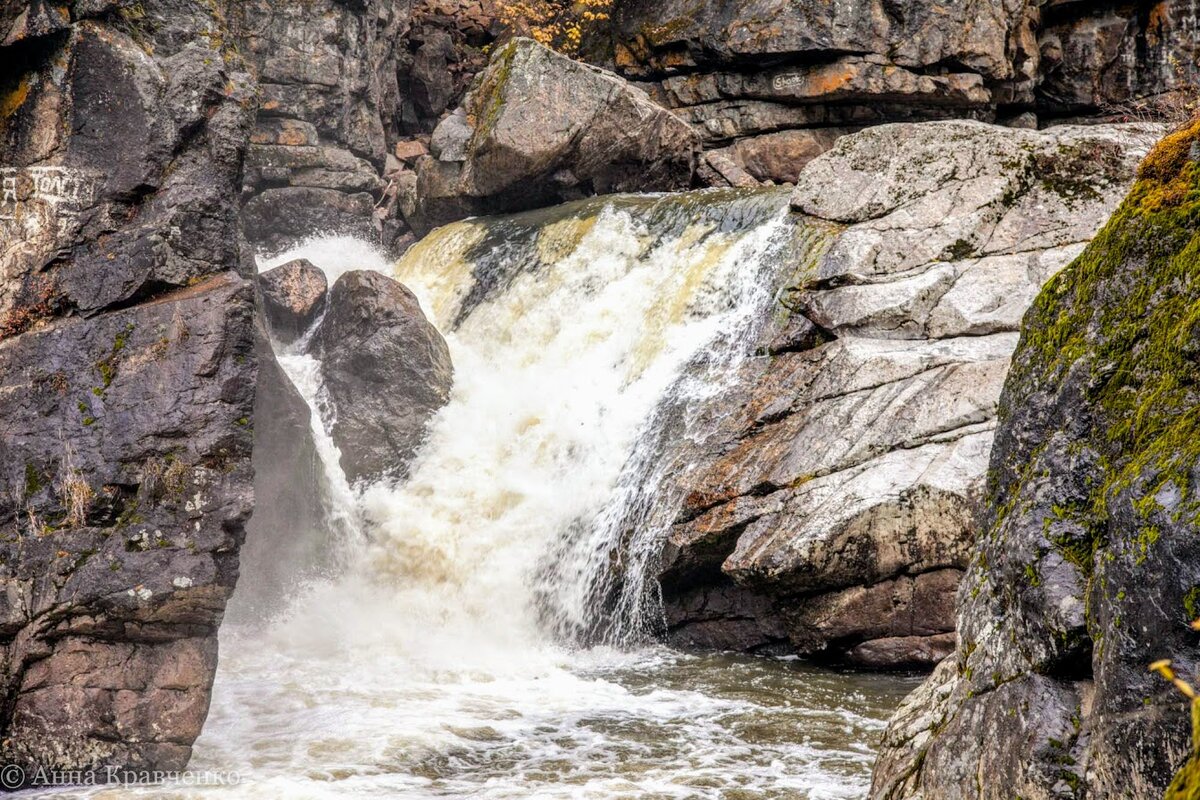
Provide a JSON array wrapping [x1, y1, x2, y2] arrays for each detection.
[[179, 189, 909, 800], [367, 188, 796, 647]]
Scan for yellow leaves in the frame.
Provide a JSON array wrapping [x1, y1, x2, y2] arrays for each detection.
[[1151, 657, 1199, 699], [496, 0, 612, 55]]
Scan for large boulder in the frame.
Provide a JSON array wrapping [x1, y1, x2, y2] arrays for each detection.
[[870, 119, 1200, 800], [0, 0, 257, 778], [660, 120, 1161, 667], [410, 37, 701, 232], [318, 271, 453, 484], [257, 258, 328, 345]]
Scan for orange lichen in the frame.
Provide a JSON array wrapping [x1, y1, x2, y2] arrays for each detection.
[[0, 76, 30, 120]]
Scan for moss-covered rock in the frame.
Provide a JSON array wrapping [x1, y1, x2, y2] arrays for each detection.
[[872, 120, 1200, 800]]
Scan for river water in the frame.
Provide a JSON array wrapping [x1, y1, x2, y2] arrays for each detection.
[[26, 191, 920, 799]]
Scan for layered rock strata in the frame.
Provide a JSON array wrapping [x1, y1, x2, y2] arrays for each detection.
[[660, 120, 1161, 668], [613, 1, 1200, 184]]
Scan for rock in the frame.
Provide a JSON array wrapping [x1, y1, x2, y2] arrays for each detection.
[[846, 633, 957, 669], [257, 259, 328, 345], [318, 271, 453, 484], [664, 581, 789, 654], [779, 570, 962, 657], [236, 0, 412, 254], [718, 128, 848, 185], [697, 151, 760, 188], [401, 0, 500, 132], [394, 139, 430, 163], [410, 30, 458, 119], [242, 187, 378, 255], [411, 38, 701, 232], [659, 120, 1160, 669], [236, 339, 342, 619], [614, 0, 1036, 82], [871, 119, 1200, 800], [1039, 4, 1200, 116], [0, 0, 258, 779]]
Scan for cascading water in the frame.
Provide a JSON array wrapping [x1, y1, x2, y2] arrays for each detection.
[[49, 191, 919, 800]]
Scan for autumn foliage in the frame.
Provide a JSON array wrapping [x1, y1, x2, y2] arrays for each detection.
[[497, 0, 612, 54]]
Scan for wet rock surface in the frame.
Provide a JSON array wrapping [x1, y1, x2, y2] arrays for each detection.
[[257, 259, 328, 345], [411, 37, 701, 232], [870, 119, 1200, 800], [318, 270, 453, 485], [237, 338, 337, 619], [660, 120, 1161, 668], [0, 0, 258, 775]]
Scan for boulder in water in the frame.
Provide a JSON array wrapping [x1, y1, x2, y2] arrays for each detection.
[[318, 270, 453, 484], [258, 258, 328, 345], [411, 37, 702, 233]]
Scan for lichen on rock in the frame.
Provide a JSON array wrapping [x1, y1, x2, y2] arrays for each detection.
[[871, 118, 1200, 800]]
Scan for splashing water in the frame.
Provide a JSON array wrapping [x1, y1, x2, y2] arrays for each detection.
[[24, 191, 920, 799]]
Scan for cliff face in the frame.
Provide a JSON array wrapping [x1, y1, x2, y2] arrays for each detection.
[[0, 0, 257, 778], [235, 0, 502, 255], [659, 120, 1161, 668], [612, 1, 1200, 185], [235, 0, 412, 253], [229, 1, 1200, 252], [872, 119, 1200, 800]]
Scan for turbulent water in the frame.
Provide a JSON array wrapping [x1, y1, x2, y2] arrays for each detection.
[[26, 190, 919, 799]]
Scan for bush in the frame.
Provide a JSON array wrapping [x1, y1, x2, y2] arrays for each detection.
[[497, 0, 611, 54]]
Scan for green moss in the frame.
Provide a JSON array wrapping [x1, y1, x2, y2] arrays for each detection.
[[96, 322, 135, 389], [1167, 756, 1200, 800], [23, 463, 42, 498], [470, 39, 520, 145], [944, 238, 975, 261], [1184, 586, 1200, 621], [1133, 525, 1162, 565], [1001, 118, 1200, 573]]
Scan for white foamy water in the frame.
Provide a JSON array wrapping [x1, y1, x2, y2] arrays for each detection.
[[21, 192, 918, 799]]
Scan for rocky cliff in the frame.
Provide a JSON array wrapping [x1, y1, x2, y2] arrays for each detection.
[[229, 1, 1200, 253], [0, 0, 257, 778], [612, 1, 1200, 185], [660, 120, 1161, 668], [234, 0, 505, 255], [871, 118, 1200, 800]]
